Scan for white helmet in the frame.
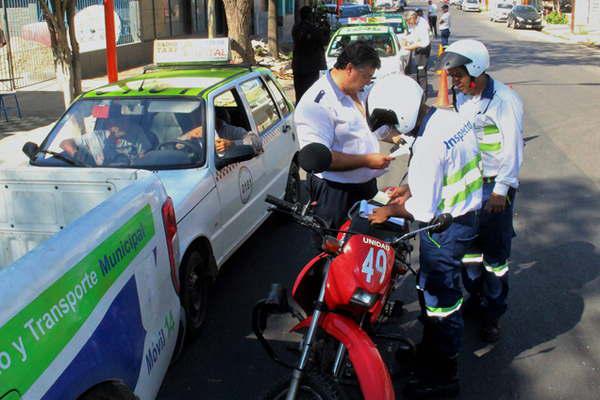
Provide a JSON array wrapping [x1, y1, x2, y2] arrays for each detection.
[[367, 74, 423, 135], [437, 39, 490, 78]]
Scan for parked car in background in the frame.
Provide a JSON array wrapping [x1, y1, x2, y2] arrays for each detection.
[[507, 5, 543, 30], [490, 2, 513, 22], [325, 25, 407, 78], [462, 0, 481, 12]]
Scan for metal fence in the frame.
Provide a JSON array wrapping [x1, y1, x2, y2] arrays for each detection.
[[0, 0, 141, 89]]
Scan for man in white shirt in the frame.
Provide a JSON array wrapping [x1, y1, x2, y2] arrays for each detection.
[[439, 4, 451, 47], [294, 41, 393, 229], [403, 10, 432, 93], [437, 39, 524, 343], [428, 0, 439, 38], [368, 74, 481, 398]]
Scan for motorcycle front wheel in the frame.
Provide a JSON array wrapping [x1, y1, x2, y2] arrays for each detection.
[[262, 370, 345, 400]]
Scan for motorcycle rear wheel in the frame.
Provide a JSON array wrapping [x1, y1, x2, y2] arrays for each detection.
[[262, 370, 345, 400]]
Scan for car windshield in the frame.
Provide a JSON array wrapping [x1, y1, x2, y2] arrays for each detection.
[[515, 5, 537, 13], [498, 3, 513, 9], [36, 97, 206, 169], [341, 6, 371, 17], [329, 33, 396, 57]]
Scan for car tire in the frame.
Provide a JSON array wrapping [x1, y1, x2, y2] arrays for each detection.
[[180, 251, 211, 341], [284, 158, 301, 204], [79, 382, 136, 400]]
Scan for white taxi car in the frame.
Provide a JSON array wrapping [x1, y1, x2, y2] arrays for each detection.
[[19, 38, 300, 342], [324, 25, 408, 78]]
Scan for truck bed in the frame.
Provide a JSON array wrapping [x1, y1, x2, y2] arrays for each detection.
[[0, 167, 151, 269]]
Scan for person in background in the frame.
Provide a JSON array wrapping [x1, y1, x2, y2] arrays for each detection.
[[403, 10, 432, 93], [439, 4, 451, 47], [428, 0, 439, 38], [292, 6, 330, 105]]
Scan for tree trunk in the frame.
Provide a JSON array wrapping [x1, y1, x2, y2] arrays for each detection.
[[222, 0, 255, 63], [207, 0, 217, 38], [268, 0, 279, 58], [38, 0, 80, 108], [66, 1, 82, 97]]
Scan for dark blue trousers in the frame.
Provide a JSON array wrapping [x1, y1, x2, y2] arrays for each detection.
[[462, 182, 515, 321], [417, 211, 479, 356]]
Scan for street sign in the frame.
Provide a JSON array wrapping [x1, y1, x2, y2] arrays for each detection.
[[154, 38, 230, 64]]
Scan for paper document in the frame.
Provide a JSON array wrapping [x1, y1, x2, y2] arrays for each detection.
[[358, 200, 406, 227]]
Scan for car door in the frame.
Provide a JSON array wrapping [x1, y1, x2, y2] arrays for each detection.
[[207, 83, 267, 263], [238, 75, 296, 202], [261, 74, 298, 196]]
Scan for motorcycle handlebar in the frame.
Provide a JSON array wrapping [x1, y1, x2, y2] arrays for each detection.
[[265, 195, 297, 213]]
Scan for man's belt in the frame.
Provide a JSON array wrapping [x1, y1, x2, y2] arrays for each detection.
[[483, 176, 496, 184]]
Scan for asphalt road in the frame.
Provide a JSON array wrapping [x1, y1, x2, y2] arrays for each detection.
[[158, 8, 600, 400]]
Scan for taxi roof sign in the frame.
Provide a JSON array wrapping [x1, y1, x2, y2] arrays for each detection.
[[154, 38, 230, 64]]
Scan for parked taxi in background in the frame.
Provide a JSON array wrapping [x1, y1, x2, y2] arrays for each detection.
[[324, 24, 409, 78]]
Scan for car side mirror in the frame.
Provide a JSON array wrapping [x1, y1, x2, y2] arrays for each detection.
[[246, 131, 263, 154], [215, 144, 257, 169], [22, 141, 40, 161]]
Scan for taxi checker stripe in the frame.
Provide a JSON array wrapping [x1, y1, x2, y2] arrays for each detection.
[[426, 298, 464, 318], [484, 261, 509, 277], [438, 176, 483, 211], [0, 206, 154, 395], [443, 153, 482, 186]]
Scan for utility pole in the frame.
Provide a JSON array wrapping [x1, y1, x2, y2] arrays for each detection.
[[104, 0, 118, 83], [208, 0, 216, 38], [571, 0, 576, 33]]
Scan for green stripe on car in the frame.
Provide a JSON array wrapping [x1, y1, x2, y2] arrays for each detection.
[[0, 205, 155, 394]]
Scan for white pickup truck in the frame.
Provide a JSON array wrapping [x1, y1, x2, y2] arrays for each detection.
[[0, 174, 182, 399], [0, 41, 299, 399]]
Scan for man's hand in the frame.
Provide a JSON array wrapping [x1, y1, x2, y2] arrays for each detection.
[[365, 153, 394, 169], [485, 193, 507, 213], [215, 138, 234, 153], [186, 126, 204, 139], [368, 205, 394, 224]]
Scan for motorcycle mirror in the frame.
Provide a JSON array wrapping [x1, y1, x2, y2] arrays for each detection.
[[298, 143, 332, 173], [431, 213, 453, 233], [22, 141, 40, 161]]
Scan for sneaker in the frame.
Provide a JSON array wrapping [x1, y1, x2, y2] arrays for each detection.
[[481, 319, 500, 343]]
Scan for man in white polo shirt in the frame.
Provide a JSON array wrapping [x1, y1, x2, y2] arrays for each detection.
[[403, 10, 432, 93], [294, 41, 393, 229]]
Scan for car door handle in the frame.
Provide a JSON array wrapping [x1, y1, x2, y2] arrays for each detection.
[[282, 124, 291, 133]]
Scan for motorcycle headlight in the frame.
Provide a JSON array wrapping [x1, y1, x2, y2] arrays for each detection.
[[350, 288, 379, 308]]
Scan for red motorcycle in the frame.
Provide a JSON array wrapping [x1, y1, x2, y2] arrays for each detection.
[[253, 144, 452, 399]]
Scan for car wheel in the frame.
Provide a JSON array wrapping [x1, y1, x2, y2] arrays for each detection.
[[284, 158, 301, 204], [180, 251, 211, 341], [79, 382, 136, 400]]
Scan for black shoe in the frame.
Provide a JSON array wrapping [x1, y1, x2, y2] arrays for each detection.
[[481, 319, 500, 343], [403, 377, 460, 399], [462, 295, 483, 319]]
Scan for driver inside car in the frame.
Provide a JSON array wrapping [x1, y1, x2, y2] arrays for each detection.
[[180, 108, 253, 155], [60, 117, 151, 166]]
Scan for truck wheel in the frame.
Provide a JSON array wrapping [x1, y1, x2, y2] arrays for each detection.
[[79, 382, 136, 400], [262, 370, 345, 400], [180, 251, 210, 341], [284, 159, 301, 204]]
